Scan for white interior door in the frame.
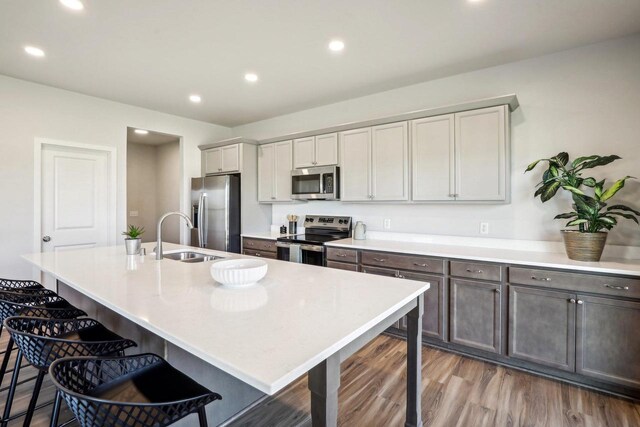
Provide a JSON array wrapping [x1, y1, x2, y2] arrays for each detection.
[[41, 145, 112, 255]]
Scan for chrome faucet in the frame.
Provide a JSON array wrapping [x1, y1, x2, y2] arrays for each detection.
[[155, 212, 195, 260]]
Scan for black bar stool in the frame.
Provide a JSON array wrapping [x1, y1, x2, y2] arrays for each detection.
[[0, 292, 87, 424], [50, 354, 221, 427], [0, 278, 44, 292], [4, 316, 137, 426]]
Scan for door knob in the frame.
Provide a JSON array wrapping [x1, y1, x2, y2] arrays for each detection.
[[42, 236, 51, 242]]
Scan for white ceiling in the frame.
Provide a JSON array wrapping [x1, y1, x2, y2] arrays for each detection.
[[127, 127, 180, 145], [1, 1, 639, 127]]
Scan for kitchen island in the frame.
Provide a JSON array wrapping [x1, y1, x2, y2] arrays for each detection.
[[23, 243, 429, 426]]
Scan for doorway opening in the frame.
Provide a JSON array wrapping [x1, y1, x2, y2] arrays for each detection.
[[126, 128, 182, 244]]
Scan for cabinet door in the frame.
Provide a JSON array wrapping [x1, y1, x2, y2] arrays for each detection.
[[576, 295, 640, 389], [293, 137, 315, 168], [509, 286, 576, 371], [454, 105, 507, 201], [315, 133, 338, 166], [411, 115, 455, 201], [449, 278, 502, 353], [371, 122, 409, 201], [204, 148, 222, 175], [402, 272, 446, 341], [362, 266, 405, 330], [221, 144, 240, 172], [273, 141, 293, 201], [339, 128, 371, 201], [257, 144, 275, 202]]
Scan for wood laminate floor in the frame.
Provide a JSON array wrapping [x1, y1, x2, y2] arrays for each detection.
[[1, 333, 638, 426]]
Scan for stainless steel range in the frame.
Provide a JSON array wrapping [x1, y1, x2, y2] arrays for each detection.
[[276, 215, 352, 266]]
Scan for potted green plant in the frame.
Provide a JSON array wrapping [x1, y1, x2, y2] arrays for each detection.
[[526, 152, 639, 261], [122, 225, 145, 255]]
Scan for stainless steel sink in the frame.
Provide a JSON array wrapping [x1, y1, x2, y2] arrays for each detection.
[[163, 251, 225, 263]]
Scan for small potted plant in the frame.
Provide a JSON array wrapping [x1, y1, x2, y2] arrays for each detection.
[[526, 152, 639, 261], [122, 225, 145, 255]]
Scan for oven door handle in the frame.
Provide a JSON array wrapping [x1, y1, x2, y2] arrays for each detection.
[[276, 242, 291, 248]]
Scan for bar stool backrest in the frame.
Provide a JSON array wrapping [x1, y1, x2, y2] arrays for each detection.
[[0, 278, 43, 291], [0, 291, 86, 321], [4, 317, 136, 370]]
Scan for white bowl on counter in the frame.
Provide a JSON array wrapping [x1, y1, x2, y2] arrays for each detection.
[[210, 259, 268, 288]]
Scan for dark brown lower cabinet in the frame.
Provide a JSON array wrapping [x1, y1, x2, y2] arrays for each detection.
[[508, 286, 576, 371], [449, 278, 502, 354], [402, 272, 445, 341], [576, 295, 640, 389]]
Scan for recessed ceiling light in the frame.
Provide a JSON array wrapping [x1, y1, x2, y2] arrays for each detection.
[[24, 46, 45, 58], [59, 0, 84, 10], [328, 40, 345, 52], [134, 129, 148, 135], [189, 94, 202, 103], [244, 73, 258, 83]]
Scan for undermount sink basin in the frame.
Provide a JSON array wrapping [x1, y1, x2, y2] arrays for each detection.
[[164, 251, 225, 263]]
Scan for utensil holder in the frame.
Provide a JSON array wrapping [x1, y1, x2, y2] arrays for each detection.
[[288, 221, 297, 234]]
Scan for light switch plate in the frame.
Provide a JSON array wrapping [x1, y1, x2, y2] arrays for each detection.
[[383, 219, 391, 230], [480, 222, 489, 235], [129, 211, 139, 217]]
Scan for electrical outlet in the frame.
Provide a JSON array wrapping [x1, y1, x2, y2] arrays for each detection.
[[480, 222, 489, 235], [129, 211, 139, 217], [383, 219, 391, 230]]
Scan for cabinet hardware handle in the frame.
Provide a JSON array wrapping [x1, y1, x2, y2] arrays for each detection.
[[373, 258, 386, 262], [336, 254, 348, 257], [448, 194, 455, 198], [494, 288, 501, 293], [254, 252, 261, 257], [397, 274, 405, 279], [271, 196, 276, 200], [604, 284, 629, 290], [466, 269, 484, 274], [531, 276, 551, 282], [414, 263, 429, 267], [577, 300, 584, 305], [569, 298, 576, 304]]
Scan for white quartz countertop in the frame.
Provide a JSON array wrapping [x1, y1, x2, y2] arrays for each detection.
[[23, 243, 428, 394], [326, 238, 640, 277]]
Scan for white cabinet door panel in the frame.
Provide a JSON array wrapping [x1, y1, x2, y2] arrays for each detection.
[[274, 141, 292, 201], [204, 148, 222, 175], [315, 133, 338, 166], [293, 137, 315, 168], [371, 122, 408, 201], [221, 144, 240, 172], [411, 115, 455, 201], [340, 128, 371, 201], [455, 106, 507, 201], [257, 144, 275, 202]]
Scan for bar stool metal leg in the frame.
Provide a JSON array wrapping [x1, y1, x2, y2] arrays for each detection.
[[50, 391, 62, 427], [0, 337, 14, 387], [198, 407, 209, 427], [23, 370, 46, 426], [1, 349, 23, 427]]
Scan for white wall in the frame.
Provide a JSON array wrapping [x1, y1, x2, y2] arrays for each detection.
[[233, 34, 640, 247], [0, 75, 231, 278]]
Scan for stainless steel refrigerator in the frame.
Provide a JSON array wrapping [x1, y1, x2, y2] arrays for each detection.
[[191, 174, 241, 253]]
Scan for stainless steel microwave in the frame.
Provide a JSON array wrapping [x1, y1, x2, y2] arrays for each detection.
[[291, 166, 340, 200]]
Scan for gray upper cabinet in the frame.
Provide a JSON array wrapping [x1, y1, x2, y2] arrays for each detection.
[[293, 133, 338, 168], [508, 286, 576, 371], [204, 144, 241, 175], [449, 278, 502, 354], [454, 106, 508, 201], [576, 295, 640, 389], [410, 105, 509, 202]]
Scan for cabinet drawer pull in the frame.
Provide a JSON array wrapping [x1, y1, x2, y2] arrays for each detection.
[[414, 263, 429, 267], [248, 242, 254, 246], [531, 276, 551, 282], [604, 284, 629, 291], [254, 252, 261, 257], [336, 253, 348, 257], [397, 274, 405, 279], [373, 258, 386, 262], [466, 269, 484, 274], [569, 298, 576, 304], [577, 299, 584, 305]]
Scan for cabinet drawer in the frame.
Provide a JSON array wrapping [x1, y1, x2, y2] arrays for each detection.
[[326, 247, 358, 264], [326, 261, 359, 272], [242, 249, 277, 259], [242, 238, 276, 253], [450, 261, 502, 282], [361, 251, 444, 274], [509, 267, 640, 299]]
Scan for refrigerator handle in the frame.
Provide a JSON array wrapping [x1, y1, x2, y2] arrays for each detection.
[[198, 193, 207, 248]]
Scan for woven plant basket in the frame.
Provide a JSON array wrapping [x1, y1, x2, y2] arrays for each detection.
[[562, 230, 608, 262]]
